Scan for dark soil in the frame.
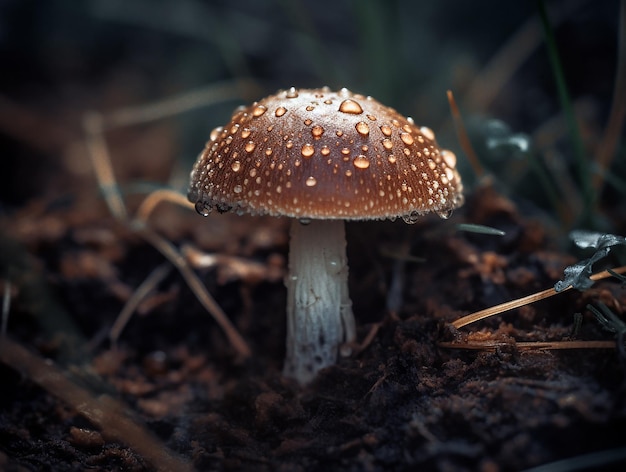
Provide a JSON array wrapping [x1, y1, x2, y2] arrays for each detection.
[[1, 182, 625, 472], [1, 1, 625, 471]]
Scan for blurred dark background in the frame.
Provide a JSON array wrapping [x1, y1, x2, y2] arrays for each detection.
[[0, 0, 621, 229]]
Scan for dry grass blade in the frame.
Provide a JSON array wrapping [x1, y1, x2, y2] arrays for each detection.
[[439, 340, 617, 351], [452, 265, 626, 329], [0, 336, 193, 472], [447, 90, 485, 178], [109, 262, 172, 345], [101, 78, 260, 129], [135, 189, 195, 223], [593, 0, 626, 193], [83, 112, 128, 221], [465, 0, 586, 111], [2, 280, 10, 336], [132, 222, 251, 358], [82, 102, 252, 359]]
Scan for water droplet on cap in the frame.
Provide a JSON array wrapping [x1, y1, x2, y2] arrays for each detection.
[[306, 176, 317, 187], [355, 121, 370, 136], [401, 132, 414, 145], [380, 125, 392, 136], [252, 105, 267, 117], [353, 155, 370, 169], [311, 125, 324, 138], [301, 144, 315, 158], [241, 128, 251, 139], [231, 161, 241, 172], [402, 211, 420, 225], [286, 87, 299, 98], [437, 209, 453, 219], [382, 138, 393, 150], [420, 126, 435, 141], [442, 149, 457, 168], [245, 141, 256, 153], [338, 99, 364, 114], [233, 185, 243, 194], [210, 126, 223, 141], [275, 107, 287, 117], [195, 201, 212, 217]]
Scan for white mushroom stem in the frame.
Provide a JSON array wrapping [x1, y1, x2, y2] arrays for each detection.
[[283, 219, 356, 384]]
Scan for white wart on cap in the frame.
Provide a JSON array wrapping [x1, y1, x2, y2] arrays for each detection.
[[188, 87, 464, 222]]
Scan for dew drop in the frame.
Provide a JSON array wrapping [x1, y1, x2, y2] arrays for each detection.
[[305, 176, 317, 187], [231, 161, 241, 172], [355, 121, 370, 136], [245, 141, 256, 153], [311, 125, 324, 138], [345, 169, 353, 177], [304, 118, 313, 126], [366, 114, 377, 121], [321, 146, 330, 156], [265, 148, 273, 156], [210, 126, 223, 141], [233, 185, 243, 194], [382, 138, 393, 150], [442, 149, 457, 168], [241, 128, 251, 139], [194, 201, 212, 217], [341, 147, 351, 155], [437, 209, 453, 219], [301, 144, 315, 158], [252, 105, 267, 117], [286, 87, 299, 98], [338, 99, 364, 114], [387, 154, 397, 164], [275, 107, 287, 117], [400, 132, 414, 146], [353, 155, 370, 169], [286, 140, 294, 149], [380, 125, 392, 136], [420, 126, 435, 141], [230, 124, 240, 134], [445, 167, 455, 181], [402, 211, 420, 225]]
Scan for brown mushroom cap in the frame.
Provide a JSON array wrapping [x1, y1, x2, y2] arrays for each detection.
[[188, 87, 464, 221]]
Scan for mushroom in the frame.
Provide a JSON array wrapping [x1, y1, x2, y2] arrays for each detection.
[[188, 87, 464, 384]]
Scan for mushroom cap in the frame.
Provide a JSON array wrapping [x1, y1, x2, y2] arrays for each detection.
[[188, 87, 464, 221]]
